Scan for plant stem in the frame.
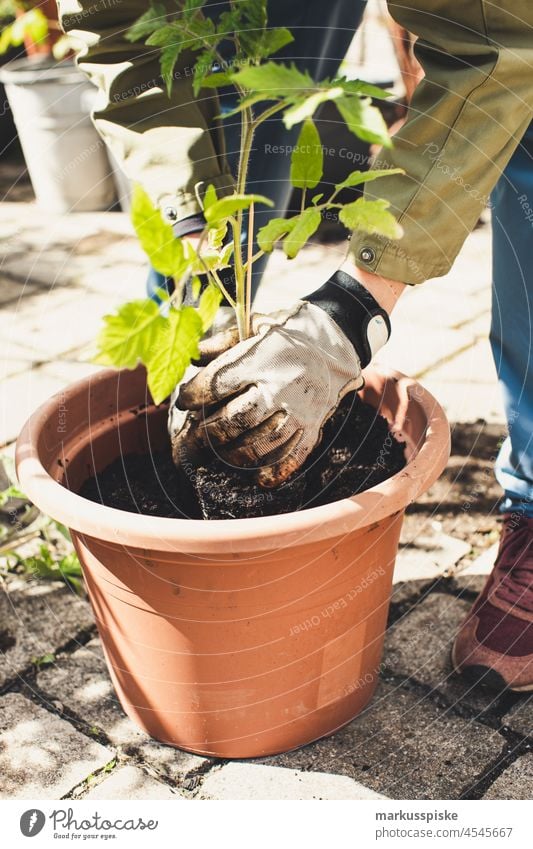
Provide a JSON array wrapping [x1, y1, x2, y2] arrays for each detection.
[[232, 99, 289, 341], [245, 202, 254, 337]]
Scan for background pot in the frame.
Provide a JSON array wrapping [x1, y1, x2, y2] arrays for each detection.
[[16, 366, 450, 758], [0, 55, 117, 212]]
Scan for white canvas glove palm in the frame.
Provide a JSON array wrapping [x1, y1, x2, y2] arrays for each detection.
[[171, 301, 364, 487]]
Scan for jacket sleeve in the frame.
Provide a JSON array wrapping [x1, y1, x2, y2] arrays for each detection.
[[351, 0, 533, 284], [57, 0, 234, 221]]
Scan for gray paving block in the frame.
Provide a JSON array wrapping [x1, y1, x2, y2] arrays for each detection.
[[483, 754, 533, 800], [200, 762, 387, 800], [503, 697, 533, 739], [0, 693, 112, 799], [257, 681, 502, 799], [457, 543, 498, 577], [36, 639, 207, 781], [85, 765, 183, 800], [0, 580, 94, 688], [383, 592, 501, 714], [394, 526, 470, 583]]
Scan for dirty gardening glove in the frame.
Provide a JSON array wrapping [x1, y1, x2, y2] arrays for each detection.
[[172, 271, 391, 488]]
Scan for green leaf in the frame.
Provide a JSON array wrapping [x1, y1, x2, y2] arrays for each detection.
[[230, 61, 313, 96], [336, 96, 392, 148], [126, 3, 166, 42], [146, 306, 203, 404], [203, 183, 217, 211], [199, 70, 233, 89], [338, 198, 403, 239], [282, 208, 321, 259], [282, 86, 343, 128], [10, 9, 48, 48], [257, 217, 295, 252], [197, 284, 222, 331], [146, 23, 179, 48], [337, 77, 393, 100], [32, 653, 55, 667], [290, 119, 323, 190], [335, 168, 404, 191], [184, 0, 207, 13], [161, 44, 181, 96], [94, 299, 166, 369], [130, 185, 187, 277], [243, 0, 267, 30], [193, 46, 217, 96], [204, 193, 273, 225], [254, 27, 294, 59]]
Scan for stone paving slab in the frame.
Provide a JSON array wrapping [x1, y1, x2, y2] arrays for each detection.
[[382, 592, 503, 715], [1, 369, 74, 446], [200, 763, 387, 800], [394, 525, 470, 583], [256, 681, 503, 799], [85, 765, 183, 800], [0, 580, 94, 688], [0, 693, 113, 799], [36, 639, 208, 782], [458, 543, 498, 576], [483, 754, 533, 800], [502, 696, 533, 739]]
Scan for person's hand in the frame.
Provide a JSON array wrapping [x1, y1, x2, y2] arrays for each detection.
[[170, 271, 391, 487]]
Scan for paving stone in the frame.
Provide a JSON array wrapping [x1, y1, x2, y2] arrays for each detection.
[[457, 542, 498, 576], [257, 681, 502, 799], [0, 368, 68, 445], [376, 325, 476, 382], [394, 525, 470, 583], [0, 291, 117, 359], [85, 765, 183, 800], [483, 754, 533, 800], [417, 378, 505, 424], [503, 696, 533, 739], [383, 592, 501, 714], [200, 762, 387, 800], [0, 579, 94, 688], [36, 639, 207, 781], [0, 693, 112, 799], [429, 340, 498, 384], [0, 275, 41, 307]]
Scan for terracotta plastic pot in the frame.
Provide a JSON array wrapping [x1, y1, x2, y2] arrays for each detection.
[[16, 366, 449, 758]]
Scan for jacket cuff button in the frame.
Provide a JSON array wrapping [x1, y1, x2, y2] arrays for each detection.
[[359, 247, 376, 263], [164, 206, 179, 222]]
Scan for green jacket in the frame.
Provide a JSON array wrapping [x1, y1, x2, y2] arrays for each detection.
[[58, 0, 533, 285]]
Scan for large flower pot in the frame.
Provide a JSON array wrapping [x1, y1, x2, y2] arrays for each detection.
[[16, 366, 449, 758], [0, 56, 117, 212]]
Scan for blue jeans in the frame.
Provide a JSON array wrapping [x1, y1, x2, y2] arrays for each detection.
[[491, 121, 533, 517]]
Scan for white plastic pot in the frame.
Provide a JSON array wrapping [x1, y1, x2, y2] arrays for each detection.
[[0, 56, 117, 213]]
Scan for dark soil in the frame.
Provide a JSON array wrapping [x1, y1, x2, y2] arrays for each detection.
[[80, 393, 406, 520]]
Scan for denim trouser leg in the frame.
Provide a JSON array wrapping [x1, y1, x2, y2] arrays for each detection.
[[148, 1, 367, 300], [491, 121, 533, 517]]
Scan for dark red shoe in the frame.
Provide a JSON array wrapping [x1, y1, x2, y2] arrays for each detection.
[[452, 514, 533, 691]]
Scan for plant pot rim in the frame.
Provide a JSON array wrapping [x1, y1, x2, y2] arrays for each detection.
[[16, 366, 450, 553], [0, 55, 81, 86]]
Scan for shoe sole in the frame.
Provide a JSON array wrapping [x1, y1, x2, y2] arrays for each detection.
[[451, 643, 533, 693]]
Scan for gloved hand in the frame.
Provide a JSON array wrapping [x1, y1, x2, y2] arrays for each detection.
[[170, 270, 391, 488]]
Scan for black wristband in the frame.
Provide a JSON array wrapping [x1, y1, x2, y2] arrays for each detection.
[[304, 270, 391, 367], [172, 212, 206, 239]]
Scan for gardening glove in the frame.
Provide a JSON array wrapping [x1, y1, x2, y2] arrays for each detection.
[[172, 271, 391, 488]]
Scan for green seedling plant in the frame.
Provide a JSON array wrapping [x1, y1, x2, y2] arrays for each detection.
[[0, 467, 83, 593], [95, 0, 403, 406]]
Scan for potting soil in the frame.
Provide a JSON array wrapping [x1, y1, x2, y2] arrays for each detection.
[[80, 393, 406, 520]]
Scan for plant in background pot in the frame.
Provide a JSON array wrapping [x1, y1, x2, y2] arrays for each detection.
[[0, 0, 118, 211], [16, 1, 450, 758]]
